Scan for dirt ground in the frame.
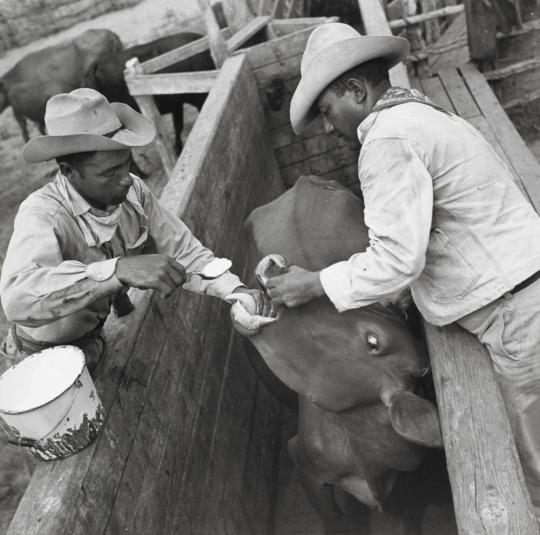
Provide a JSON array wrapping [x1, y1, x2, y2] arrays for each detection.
[[0, 1, 201, 531]]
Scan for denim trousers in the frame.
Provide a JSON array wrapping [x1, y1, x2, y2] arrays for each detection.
[[458, 277, 540, 519]]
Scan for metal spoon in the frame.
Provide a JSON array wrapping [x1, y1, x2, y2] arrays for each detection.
[[187, 258, 232, 281]]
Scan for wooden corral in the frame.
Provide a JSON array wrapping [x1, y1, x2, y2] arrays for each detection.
[[7, 2, 540, 534], [6, 54, 286, 535]]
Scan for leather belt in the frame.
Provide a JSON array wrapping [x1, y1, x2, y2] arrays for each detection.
[[510, 270, 540, 295]]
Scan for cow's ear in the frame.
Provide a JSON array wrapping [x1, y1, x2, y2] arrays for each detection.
[[388, 391, 443, 448]]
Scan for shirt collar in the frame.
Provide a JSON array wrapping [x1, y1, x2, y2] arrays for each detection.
[[357, 112, 380, 145], [54, 171, 120, 217]]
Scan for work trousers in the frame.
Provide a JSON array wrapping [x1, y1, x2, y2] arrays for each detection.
[[0, 324, 105, 376], [458, 278, 540, 520]]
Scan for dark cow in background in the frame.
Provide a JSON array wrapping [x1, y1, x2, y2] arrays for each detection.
[[0, 29, 123, 141], [231, 176, 449, 533], [85, 32, 214, 154]]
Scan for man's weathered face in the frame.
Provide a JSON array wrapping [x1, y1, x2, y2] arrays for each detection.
[[317, 87, 364, 149], [68, 149, 134, 209]]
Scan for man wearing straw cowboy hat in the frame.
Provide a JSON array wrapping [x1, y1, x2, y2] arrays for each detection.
[[264, 22, 540, 520], [0, 88, 273, 374]]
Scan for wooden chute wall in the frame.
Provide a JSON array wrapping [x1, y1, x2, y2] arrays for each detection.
[[7, 54, 285, 535], [239, 26, 361, 189]]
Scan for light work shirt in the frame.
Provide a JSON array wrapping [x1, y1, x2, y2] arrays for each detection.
[[0, 174, 242, 344], [319, 101, 540, 325]]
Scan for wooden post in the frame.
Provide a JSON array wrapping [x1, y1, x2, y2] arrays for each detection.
[[220, 0, 255, 32], [197, 0, 230, 68], [463, 0, 498, 67], [124, 58, 176, 176], [357, 0, 411, 88]]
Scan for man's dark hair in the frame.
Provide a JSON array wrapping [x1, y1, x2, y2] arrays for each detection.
[[328, 58, 390, 96], [56, 151, 97, 169]]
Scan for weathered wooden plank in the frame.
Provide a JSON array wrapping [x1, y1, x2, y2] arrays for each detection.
[[425, 323, 539, 534], [496, 19, 540, 67], [198, 0, 230, 68], [140, 29, 232, 74], [275, 130, 350, 167], [389, 4, 464, 31], [463, 0, 498, 63], [438, 67, 481, 118], [319, 162, 359, 188], [271, 16, 335, 36], [427, 12, 468, 73], [459, 62, 540, 210], [240, 26, 312, 69], [357, 0, 411, 88], [125, 58, 176, 175], [484, 58, 540, 109], [125, 70, 219, 95], [228, 16, 271, 51], [418, 75, 456, 112], [280, 144, 359, 187], [251, 51, 303, 88]]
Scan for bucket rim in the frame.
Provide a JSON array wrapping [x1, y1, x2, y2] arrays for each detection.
[[0, 345, 86, 414]]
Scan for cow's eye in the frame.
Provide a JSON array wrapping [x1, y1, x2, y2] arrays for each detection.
[[366, 334, 379, 351]]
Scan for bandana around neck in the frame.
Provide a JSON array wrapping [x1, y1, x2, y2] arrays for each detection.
[[55, 172, 147, 248], [371, 86, 450, 114]]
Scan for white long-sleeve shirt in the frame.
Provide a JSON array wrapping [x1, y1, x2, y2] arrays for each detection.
[[0, 174, 242, 344], [318, 101, 540, 324], [320, 111, 433, 312]]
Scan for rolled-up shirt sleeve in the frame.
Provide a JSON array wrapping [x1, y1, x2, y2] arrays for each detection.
[[138, 181, 243, 299], [319, 137, 433, 312], [0, 211, 123, 327]]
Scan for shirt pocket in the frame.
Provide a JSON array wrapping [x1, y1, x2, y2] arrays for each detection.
[[420, 228, 481, 301]]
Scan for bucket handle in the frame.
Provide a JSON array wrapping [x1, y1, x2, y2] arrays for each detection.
[[0, 377, 83, 449]]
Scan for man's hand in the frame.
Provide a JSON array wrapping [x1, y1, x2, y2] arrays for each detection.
[[230, 286, 277, 318], [115, 254, 186, 298], [265, 266, 324, 308]]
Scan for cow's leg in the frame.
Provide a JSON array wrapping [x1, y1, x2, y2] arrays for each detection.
[[13, 111, 30, 142], [172, 107, 184, 155], [37, 121, 46, 135]]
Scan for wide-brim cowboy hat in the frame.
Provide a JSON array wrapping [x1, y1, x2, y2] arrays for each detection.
[[290, 22, 410, 135], [23, 87, 156, 163]]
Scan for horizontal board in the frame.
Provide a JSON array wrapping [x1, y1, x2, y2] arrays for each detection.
[[125, 71, 219, 96], [141, 28, 232, 73]]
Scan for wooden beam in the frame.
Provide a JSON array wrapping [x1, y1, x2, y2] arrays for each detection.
[[220, 0, 255, 33], [227, 15, 271, 51], [463, 0, 498, 64], [198, 0, 230, 67], [357, 0, 411, 88], [388, 4, 464, 30], [140, 29, 232, 74], [124, 70, 219, 96], [125, 58, 176, 176], [425, 323, 539, 534]]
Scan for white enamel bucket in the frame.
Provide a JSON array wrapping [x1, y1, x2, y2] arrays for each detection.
[[0, 345, 104, 461]]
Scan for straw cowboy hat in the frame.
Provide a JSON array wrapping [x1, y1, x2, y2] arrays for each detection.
[[290, 22, 410, 134], [23, 88, 156, 163]]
